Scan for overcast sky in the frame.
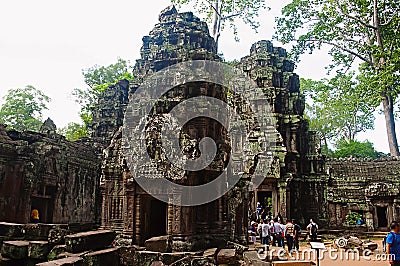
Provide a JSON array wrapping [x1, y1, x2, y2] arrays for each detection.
[[0, 0, 397, 153]]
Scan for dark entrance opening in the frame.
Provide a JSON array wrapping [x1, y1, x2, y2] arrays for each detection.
[[31, 197, 54, 223], [150, 200, 167, 237], [377, 206, 388, 228], [143, 197, 167, 241], [257, 191, 273, 216]]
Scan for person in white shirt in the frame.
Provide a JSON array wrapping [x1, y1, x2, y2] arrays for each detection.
[[261, 219, 271, 245]]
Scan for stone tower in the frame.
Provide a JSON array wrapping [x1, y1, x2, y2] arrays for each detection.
[[93, 6, 326, 251]]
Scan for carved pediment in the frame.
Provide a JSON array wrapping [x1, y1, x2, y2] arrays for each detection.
[[365, 182, 399, 197]]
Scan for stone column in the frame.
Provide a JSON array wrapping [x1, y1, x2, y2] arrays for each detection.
[[278, 182, 287, 218], [134, 194, 142, 244], [123, 185, 135, 237]]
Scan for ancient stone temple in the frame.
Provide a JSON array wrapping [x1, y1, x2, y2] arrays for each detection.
[[93, 6, 325, 251], [325, 158, 400, 230], [0, 119, 101, 224]]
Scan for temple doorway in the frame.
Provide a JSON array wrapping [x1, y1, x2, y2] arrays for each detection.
[[377, 206, 388, 228], [257, 191, 273, 215], [142, 196, 168, 241], [31, 197, 54, 223]]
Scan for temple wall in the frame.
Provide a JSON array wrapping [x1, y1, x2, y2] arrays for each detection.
[[324, 157, 400, 229], [0, 123, 101, 224]]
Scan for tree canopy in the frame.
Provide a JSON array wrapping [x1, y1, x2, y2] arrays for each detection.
[[171, 0, 267, 49], [333, 139, 387, 159], [72, 58, 134, 138], [275, 0, 400, 155], [301, 73, 376, 149], [0, 85, 50, 132]]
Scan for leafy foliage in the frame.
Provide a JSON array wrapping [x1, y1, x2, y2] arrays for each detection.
[[72, 58, 134, 135], [334, 139, 387, 159], [58, 122, 89, 141], [0, 85, 50, 132], [301, 73, 375, 149], [345, 211, 363, 226], [171, 0, 268, 47], [275, 0, 400, 155]]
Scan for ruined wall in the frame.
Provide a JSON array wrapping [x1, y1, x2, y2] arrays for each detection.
[[325, 157, 400, 229], [0, 120, 101, 224]]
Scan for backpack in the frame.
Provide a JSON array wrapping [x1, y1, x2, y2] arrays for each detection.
[[286, 224, 295, 236], [311, 223, 317, 235], [294, 224, 301, 234]]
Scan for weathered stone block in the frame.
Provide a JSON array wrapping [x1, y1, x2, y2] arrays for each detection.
[[48, 228, 69, 245], [227, 241, 248, 255], [145, 236, 172, 253], [244, 251, 268, 265], [83, 247, 119, 266], [0, 223, 23, 237], [28, 241, 53, 259], [65, 230, 116, 253], [1, 240, 29, 259], [48, 245, 67, 261], [217, 249, 236, 265], [36, 257, 85, 266], [203, 248, 217, 260], [160, 252, 186, 265], [134, 251, 161, 266], [362, 242, 378, 251]]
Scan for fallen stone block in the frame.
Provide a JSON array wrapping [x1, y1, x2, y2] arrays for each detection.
[[145, 235, 172, 253], [134, 251, 161, 266], [244, 251, 269, 264], [0, 223, 24, 237], [362, 242, 378, 251], [191, 256, 217, 266], [160, 252, 186, 265], [64, 230, 116, 253], [23, 224, 68, 241], [1, 241, 29, 259], [48, 228, 70, 245], [36, 256, 85, 266], [48, 245, 67, 261], [227, 241, 249, 255], [118, 246, 137, 266], [203, 247, 217, 261], [83, 247, 119, 266], [28, 241, 53, 259], [217, 249, 236, 265]]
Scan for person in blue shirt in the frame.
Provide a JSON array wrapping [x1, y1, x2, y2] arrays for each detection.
[[386, 221, 400, 266]]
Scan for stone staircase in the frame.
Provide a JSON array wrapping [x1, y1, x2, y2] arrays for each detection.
[[366, 231, 388, 239]]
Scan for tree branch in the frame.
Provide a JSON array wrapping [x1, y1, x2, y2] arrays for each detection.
[[298, 38, 373, 65], [205, 0, 222, 18], [222, 7, 248, 20], [335, 1, 377, 30]]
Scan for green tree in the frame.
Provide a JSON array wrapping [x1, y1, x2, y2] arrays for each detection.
[[334, 139, 386, 159], [275, 0, 400, 155], [301, 73, 375, 150], [72, 58, 134, 132], [171, 0, 267, 49], [0, 85, 50, 132], [58, 122, 89, 141]]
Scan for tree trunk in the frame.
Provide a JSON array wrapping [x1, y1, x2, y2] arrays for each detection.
[[372, 0, 399, 156], [211, 0, 220, 50], [382, 94, 400, 156]]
